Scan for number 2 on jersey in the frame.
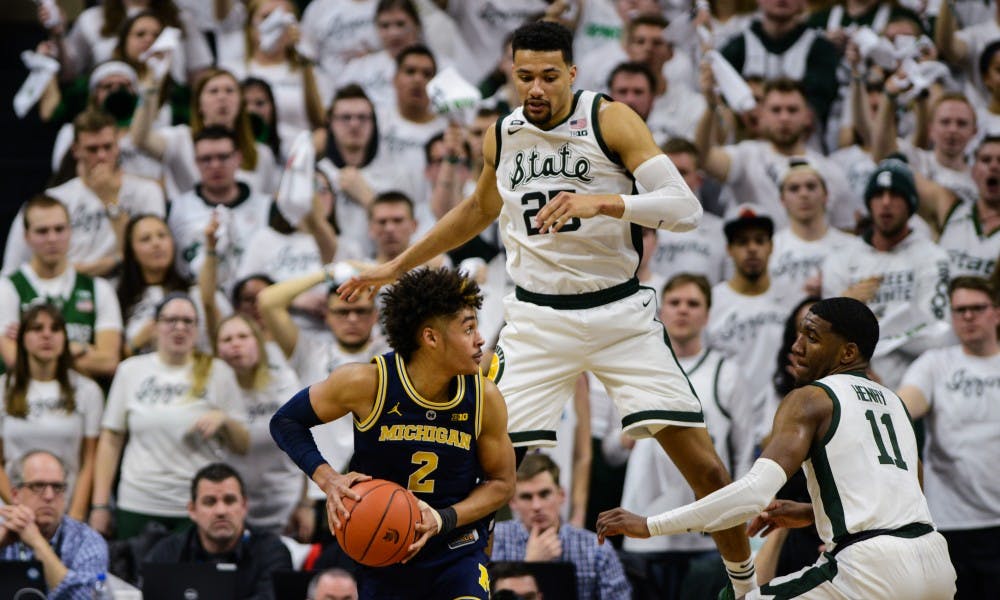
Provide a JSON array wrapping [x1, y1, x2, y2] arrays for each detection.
[[522, 190, 581, 235], [864, 410, 908, 470], [408, 451, 438, 493]]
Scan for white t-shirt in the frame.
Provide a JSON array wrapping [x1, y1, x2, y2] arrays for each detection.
[[956, 20, 1000, 109], [446, 0, 554, 77], [371, 108, 446, 215], [0, 265, 122, 345], [227, 361, 304, 532], [722, 140, 861, 230], [158, 124, 279, 199], [316, 159, 395, 260], [572, 0, 623, 62], [828, 144, 875, 203], [102, 353, 247, 515], [706, 281, 798, 395], [769, 226, 860, 302], [336, 50, 398, 114], [899, 140, 977, 205], [901, 346, 1000, 530], [63, 6, 212, 83], [938, 200, 1000, 278], [622, 349, 756, 552], [3, 176, 165, 275], [822, 233, 953, 388], [167, 185, 272, 293], [649, 211, 729, 285], [299, 0, 378, 79], [646, 83, 707, 147], [0, 372, 103, 483], [574, 44, 627, 94], [122, 284, 232, 355]]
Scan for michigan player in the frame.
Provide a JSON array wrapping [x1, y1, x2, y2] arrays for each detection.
[[339, 20, 757, 593], [270, 268, 516, 599], [598, 297, 958, 599]]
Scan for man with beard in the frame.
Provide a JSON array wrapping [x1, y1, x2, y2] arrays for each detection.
[[145, 463, 291, 600], [598, 298, 958, 600], [340, 21, 758, 597], [822, 159, 952, 389], [706, 207, 797, 416], [696, 77, 860, 229]]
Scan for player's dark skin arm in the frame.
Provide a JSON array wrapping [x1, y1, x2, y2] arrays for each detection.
[[307, 364, 380, 532], [405, 379, 516, 561]]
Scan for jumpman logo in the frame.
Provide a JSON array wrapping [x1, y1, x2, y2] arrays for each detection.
[[388, 402, 403, 417]]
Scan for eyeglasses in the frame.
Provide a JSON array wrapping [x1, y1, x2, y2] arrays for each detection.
[[953, 303, 991, 317], [329, 307, 374, 318], [332, 114, 373, 123], [20, 481, 68, 495], [195, 151, 235, 165], [158, 316, 197, 328]]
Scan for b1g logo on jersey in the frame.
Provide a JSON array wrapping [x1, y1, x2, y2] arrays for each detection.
[[509, 144, 592, 191]]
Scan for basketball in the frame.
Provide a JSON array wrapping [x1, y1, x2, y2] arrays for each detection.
[[335, 479, 422, 567]]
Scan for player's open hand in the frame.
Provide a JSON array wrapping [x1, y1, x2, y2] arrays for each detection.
[[403, 499, 440, 563], [746, 499, 814, 537], [535, 191, 615, 233], [324, 472, 372, 532], [596, 507, 650, 544], [336, 262, 401, 302]]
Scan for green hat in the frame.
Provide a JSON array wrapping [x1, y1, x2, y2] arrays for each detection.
[[864, 158, 918, 215]]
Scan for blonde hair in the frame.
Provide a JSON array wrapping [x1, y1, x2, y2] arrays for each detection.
[[213, 314, 271, 391], [190, 69, 260, 170], [189, 350, 215, 400]]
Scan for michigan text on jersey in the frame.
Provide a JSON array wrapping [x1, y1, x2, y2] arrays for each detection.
[[378, 424, 472, 450]]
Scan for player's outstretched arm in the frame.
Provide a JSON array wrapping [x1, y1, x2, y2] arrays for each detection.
[[405, 378, 516, 561], [338, 126, 505, 301], [597, 386, 830, 541], [270, 364, 379, 530]]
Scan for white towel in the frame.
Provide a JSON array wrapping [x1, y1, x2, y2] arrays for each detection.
[[13, 50, 60, 118], [140, 26, 181, 81], [427, 66, 481, 126], [275, 131, 316, 227], [257, 7, 297, 55], [706, 50, 756, 113]]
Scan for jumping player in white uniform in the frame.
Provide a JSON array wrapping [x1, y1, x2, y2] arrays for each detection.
[[598, 297, 958, 599], [339, 20, 756, 596]]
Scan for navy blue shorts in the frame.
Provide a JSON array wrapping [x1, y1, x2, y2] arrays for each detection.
[[358, 548, 490, 600]]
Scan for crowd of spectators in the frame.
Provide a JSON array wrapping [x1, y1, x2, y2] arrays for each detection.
[[2, 0, 999, 598]]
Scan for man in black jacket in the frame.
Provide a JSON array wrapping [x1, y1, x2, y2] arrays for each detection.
[[145, 463, 292, 600]]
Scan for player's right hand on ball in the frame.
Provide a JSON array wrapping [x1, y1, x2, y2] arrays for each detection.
[[323, 471, 372, 532], [403, 499, 439, 564]]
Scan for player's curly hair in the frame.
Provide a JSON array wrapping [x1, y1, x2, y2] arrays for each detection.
[[511, 20, 574, 63], [380, 267, 483, 361]]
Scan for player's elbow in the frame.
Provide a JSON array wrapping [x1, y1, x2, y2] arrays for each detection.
[[670, 194, 702, 232]]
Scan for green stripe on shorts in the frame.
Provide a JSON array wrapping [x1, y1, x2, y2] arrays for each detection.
[[621, 409, 704, 428], [761, 555, 839, 599]]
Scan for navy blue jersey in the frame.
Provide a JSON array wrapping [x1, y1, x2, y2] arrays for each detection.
[[352, 351, 488, 564]]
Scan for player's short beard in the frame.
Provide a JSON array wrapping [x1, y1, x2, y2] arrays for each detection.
[[523, 101, 551, 126]]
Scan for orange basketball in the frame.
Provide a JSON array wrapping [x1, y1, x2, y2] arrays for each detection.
[[335, 479, 421, 567]]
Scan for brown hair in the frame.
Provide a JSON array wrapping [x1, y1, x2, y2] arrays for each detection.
[[949, 275, 999, 306], [516, 452, 560, 483], [22, 195, 70, 231], [931, 92, 976, 125], [72, 109, 117, 141], [4, 305, 76, 418], [190, 69, 259, 170], [100, 0, 180, 39], [213, 314, 271, 391], [661, 273, 712, 309]]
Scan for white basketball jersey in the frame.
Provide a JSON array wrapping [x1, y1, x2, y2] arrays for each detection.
[[938, 201, 1000, 278], [495, 91, 639, 295], [805, 373, 934, 548]]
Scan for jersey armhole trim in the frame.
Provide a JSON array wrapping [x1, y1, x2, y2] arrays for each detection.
[[355, 355, 387, 431], [712, 358, 731, 420], [591, 93, 623, 167], [474, 374, 483, 439], [810, 381, 840, 446], [493, 117, 503, 169]]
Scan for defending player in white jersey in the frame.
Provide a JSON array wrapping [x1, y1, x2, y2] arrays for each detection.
[[340, 19, 756, 596], [598, 297, 957, 599]]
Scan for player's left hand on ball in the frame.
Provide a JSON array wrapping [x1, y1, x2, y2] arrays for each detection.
[[596, 507, 650, 544], [402, 499, 439, 563], [535, 191, 600, 233]]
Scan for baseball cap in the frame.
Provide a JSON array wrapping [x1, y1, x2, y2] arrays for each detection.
[[723, 205, 775, 243]]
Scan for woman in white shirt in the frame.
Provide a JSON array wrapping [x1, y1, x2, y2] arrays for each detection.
[[0, 304, 103, 520], [89, 293, 249, 539], [214, 314, 311, 538], [117, 214, 228, 356], [235, 0, 330, 157], [131, 67, 280, 198]]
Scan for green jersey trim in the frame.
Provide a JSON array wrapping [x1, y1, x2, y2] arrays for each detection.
[[591, 93, 622, 167], [809, 381, 847, 539], [760, 554, 838, 599]]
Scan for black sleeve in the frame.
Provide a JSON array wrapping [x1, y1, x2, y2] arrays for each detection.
[[720, 34, 747, 75], [802, 36, 841, 126]]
